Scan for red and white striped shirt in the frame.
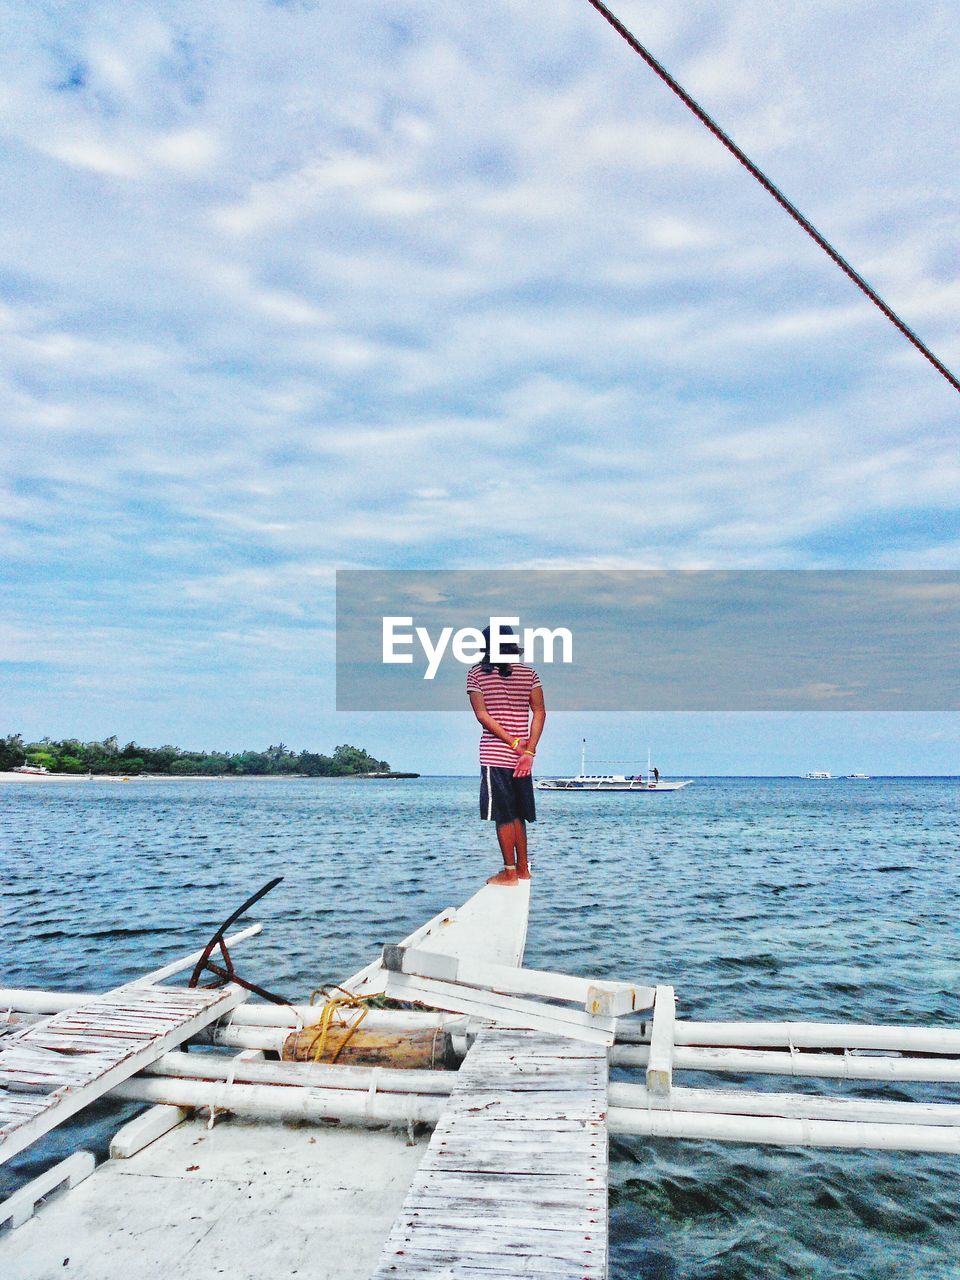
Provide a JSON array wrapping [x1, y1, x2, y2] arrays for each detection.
[[466, 663, 541, 768]]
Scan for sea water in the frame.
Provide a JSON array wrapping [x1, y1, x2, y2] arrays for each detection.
[[2, 776, 959, 1277]]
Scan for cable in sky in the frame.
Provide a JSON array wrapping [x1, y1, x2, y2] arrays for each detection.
[[582, 0, 960, 396]]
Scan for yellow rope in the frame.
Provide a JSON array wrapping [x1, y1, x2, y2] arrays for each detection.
[[290, 986, 372, 1064]]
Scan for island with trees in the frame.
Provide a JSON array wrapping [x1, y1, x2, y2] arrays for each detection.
[[0, 734, 417, 779]]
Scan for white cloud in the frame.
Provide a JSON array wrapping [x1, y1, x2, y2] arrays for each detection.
[[0, 0, 957, 734]]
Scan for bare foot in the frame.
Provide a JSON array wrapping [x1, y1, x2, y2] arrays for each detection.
[[516, 866, 531, 881], [487, 867, 519, 885]]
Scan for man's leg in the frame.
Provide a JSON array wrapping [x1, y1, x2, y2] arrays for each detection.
[[487, 821, 519, 885], [515, 820, 530, 880]]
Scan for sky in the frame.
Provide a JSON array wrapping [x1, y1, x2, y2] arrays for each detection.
[[1, 0, 958, 773]]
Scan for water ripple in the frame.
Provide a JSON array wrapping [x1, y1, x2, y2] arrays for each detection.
[[2, 775, 959, 1274]]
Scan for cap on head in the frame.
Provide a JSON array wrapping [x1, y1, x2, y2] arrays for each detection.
[[481, 623, 522, 658]]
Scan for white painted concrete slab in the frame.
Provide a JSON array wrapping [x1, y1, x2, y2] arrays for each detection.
[[417, 882, 530, 968], [0, 1115, 428, 1280]]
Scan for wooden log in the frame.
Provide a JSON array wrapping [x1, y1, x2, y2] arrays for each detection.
[[282, 1022, 456, 1068]]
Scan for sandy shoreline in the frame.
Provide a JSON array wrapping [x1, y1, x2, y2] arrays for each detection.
[[0, 772, 417, 783], [0, 771, 310, 783]]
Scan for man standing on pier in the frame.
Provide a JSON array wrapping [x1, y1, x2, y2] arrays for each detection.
[[467, 624, 546, 884]]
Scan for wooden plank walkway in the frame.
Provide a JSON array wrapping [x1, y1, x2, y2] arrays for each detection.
[[371, 1027, 609, 1279], [0, 984, 244, 1166]]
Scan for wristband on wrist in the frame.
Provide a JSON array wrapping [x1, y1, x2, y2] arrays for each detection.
[[523, 749, 535, 756]]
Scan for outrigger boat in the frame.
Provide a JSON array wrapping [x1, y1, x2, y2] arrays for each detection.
[[3, 876, 960, 1278], [537, 742, 693, 792]]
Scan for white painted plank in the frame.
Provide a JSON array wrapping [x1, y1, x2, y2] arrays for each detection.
[[0, 1151, 95, 1229], [384, 972, 615, 1046], [646, 985, 675, 1096], [586, 983, 652, 1018], [344, 881, 531, 1003], [416, 882, 531, 968], [408, 1174, 605, 1203], [109, 1104, 192, 1159]]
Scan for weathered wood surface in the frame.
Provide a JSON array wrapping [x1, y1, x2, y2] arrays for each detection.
[[371, 1027, 609, 1279], [282, 1022, 455, 1068], [0, 984, 244, 1166]]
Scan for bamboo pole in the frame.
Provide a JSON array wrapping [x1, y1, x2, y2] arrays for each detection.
[[144, 1050, 458, 1095], [198, 1023, 286, 1052], [608, 1082, 960, 1127], [611, 1044, 960, 1083], [616, 1019, 960, 1056], [110, 1075, 444, 1126], [606, 1106, 960, 1154], [106, 1077, 960, 1153], [8, 988, 956, 1057], [0, 989, 456, 1033], [235, 1006, 457, 1031]]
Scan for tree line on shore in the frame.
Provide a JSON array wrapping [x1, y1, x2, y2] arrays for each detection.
[[0, 734, 391, 777]]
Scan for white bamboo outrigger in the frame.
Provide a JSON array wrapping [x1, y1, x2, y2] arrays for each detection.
[[3, 881, 960, 1278]]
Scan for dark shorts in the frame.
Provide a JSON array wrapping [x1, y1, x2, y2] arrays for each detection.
[[479, 765, 536, 824]]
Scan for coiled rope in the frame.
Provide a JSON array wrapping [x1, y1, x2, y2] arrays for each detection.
[[583, 0, 960, 395], [286, 986, 373, 1064]]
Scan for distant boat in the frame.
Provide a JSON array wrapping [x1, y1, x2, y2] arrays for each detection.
[[356, 771, 421, 780], [13, 764, 50, 775], [847, 773, 871, 779], [802, 771, 833, 780], [536, 742, 692, 792]]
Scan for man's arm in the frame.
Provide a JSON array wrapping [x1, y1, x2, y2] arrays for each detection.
[[468, 690, 524, 751], [514, 686, 546, 778], [527, 686, 546, 752]]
